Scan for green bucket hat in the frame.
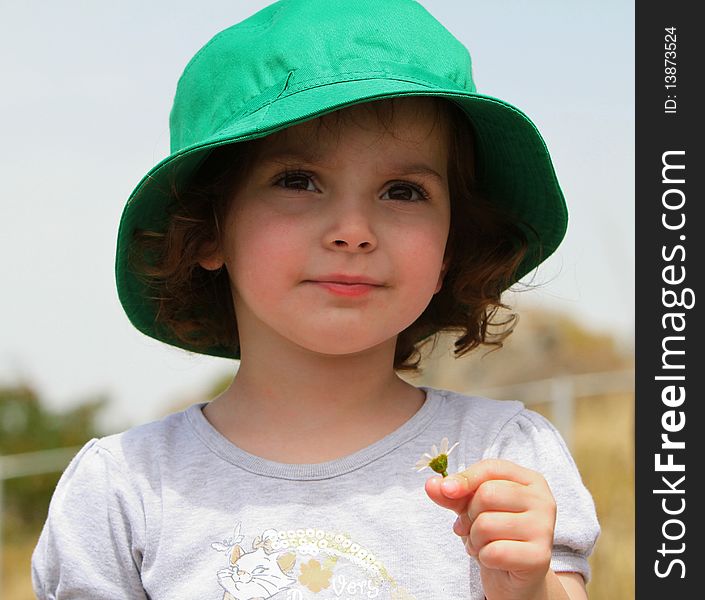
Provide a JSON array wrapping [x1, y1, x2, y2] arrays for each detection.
[[115, 0, 568, 359]]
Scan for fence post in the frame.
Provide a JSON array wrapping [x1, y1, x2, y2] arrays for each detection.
[[551, 376, 575, 449]]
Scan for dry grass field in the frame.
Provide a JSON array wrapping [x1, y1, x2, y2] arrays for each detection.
[[532, 391, 635, 599], [2, 390, 634, 599]]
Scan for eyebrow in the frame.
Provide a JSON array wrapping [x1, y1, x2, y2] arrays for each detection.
[[260, 150, 445, 182]]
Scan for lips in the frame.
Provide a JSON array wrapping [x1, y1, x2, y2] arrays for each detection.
[[305, 274, 384, 298], [308, 273, 384, 286]]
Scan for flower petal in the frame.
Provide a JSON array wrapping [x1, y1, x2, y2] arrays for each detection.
[[414, 458, 430, 469]]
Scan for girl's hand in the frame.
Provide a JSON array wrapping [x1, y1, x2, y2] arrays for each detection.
[[425, 458, 558, 600]]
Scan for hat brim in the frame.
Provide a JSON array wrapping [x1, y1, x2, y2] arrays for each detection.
[[116, 77, 567, 358]]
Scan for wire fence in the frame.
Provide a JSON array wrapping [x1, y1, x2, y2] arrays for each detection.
[[0, 368, 634, 597], [467, 368, 634, 449]]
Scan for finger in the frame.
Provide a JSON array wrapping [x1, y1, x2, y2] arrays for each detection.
[[465, 479, 535, 524], [477, 540, 552, 573], [453, 512, 473, 537], [440, 459, 543, 500], [469, 511, 532, 552], [455, 484, 537, 538], [425, 475, 470, 515]]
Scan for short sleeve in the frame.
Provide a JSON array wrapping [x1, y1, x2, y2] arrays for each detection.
[[484, 409, 600, 582], [31, 438, 149, 599]]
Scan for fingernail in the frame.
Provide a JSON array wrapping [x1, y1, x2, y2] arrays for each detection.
[[442, 478, 459, 495]]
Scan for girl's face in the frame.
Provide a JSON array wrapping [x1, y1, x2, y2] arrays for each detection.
[[203, 98, 452, 357]]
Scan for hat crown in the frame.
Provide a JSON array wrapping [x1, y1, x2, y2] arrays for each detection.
[[169, 0, 474, 153]]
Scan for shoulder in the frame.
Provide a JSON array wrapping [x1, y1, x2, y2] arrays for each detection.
[[483, 405, 578, 468], [424, 385, 579, 470], [428, 385, 525, 422], [425, 385, 527, 444], [76, 404, 202, 482], [96, 406, 189, 452], [428, 386, 564, 447]]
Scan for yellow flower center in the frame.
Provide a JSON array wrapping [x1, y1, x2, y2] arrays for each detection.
[[429, 454, 448, 475]]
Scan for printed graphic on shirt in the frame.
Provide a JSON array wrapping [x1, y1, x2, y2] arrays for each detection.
[[210, 521, 417, 600]]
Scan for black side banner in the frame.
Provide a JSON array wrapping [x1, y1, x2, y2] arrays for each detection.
[[635, 2, 703, 596]]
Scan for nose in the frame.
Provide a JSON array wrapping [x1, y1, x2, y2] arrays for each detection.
[[324, 194, 378, 252]]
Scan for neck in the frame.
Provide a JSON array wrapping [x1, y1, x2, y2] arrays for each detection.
[[208, 327, 422, 441], [236, 343, 409, 420]]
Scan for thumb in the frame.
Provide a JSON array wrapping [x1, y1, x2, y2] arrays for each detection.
[[424, 474, 472, 515]]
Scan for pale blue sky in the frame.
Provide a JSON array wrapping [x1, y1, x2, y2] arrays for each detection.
[[0, 1, 634, 429]]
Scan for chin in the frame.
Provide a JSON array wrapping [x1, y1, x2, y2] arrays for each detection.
[[296, 333, 397, 357]]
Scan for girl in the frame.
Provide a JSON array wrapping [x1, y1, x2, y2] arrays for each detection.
[[31, 1, 599, 599]]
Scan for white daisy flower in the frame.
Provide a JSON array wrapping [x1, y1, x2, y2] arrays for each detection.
[[413, 437, 460, 477]]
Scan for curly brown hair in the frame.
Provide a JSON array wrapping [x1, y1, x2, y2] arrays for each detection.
[[129, 96, 536, 372]]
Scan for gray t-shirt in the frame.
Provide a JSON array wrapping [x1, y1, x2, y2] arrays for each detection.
[[31, 385, 600, 599]]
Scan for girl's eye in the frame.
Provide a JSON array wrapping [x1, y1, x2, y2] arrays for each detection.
[[274, 171, 317, 192], [273, 171, 430, 202], [384, 182, 431, 203]]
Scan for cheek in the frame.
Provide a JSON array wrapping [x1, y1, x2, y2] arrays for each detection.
[[226, 212, 306, 291], [396, 222, 449, 280]]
